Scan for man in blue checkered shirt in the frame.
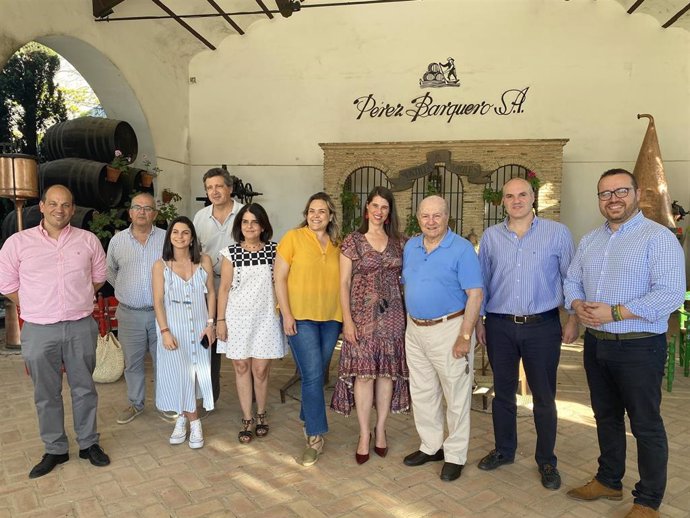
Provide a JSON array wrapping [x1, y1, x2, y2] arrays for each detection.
[[564, 168, 686, 518]]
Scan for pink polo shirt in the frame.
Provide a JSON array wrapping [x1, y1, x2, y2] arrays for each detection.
[[0, 223, 106, 325]]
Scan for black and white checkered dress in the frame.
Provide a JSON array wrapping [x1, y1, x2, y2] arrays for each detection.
[[217, 242, 287, 359]]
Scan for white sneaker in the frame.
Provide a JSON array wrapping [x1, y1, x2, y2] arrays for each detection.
[[189, 419, 204, 449], [170, 416, 187, 445]]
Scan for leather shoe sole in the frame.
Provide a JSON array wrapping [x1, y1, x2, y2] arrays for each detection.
[[79, 445, 110, 467], [440, 462, 463, 481], [403, 449, 444, 467], [29, 453, 69, 479]]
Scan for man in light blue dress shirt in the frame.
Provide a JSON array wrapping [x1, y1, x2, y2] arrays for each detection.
[[107, 193, 166, 424], [564, 169, 685, 518], [475, 178, 578, 491]]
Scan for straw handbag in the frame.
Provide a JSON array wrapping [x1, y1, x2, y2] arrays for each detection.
[[93, 331, 124, 383]]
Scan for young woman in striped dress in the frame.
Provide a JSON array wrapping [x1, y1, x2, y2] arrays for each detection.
[[153, 216, 216, 449]]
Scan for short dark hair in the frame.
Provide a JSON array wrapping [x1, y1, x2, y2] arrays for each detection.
[[202, 167, 236, 189], [357, 186, 401, 240], [162, 216, 202, 263], [599, 168, 638, 191], [232, 203, 273, 243]]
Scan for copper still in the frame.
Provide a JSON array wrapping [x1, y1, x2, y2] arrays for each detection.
[[632, 114, 676, 229], [0, 152, 38, 350]]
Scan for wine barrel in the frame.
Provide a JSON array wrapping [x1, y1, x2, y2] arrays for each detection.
[[39, 158, 123, 209], [42, 117, 138, 163], [1, 204, 96, 241], [428, 63, 441, 73], [120, 167, 154, 198]]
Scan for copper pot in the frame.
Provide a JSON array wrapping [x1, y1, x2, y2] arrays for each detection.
[[0, 153, 39, 200]]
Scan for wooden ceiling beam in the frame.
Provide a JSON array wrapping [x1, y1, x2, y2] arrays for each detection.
[[151, 0, 216, 50], [255, 0, 274, 19], [627, 0, 646, 14], [663, 2, 690, 27], [206, 0, 245, 34]]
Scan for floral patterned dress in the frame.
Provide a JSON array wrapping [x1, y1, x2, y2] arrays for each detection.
[[331, 232, 410, 415]]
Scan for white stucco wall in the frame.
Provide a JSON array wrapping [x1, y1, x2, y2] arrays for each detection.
[[188, 0, 690, 263]]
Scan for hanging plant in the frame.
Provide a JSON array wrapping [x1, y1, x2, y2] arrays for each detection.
[[526, 170, 541, 191], [482, 187, 503, 206]]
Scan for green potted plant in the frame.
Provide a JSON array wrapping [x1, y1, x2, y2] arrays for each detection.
[[483, 186, 503, 206], [89, 209, 127, 245], [526, 170, 541, 191], [140, 155, 163, 188], [107, 150, 131, 183], [155, 189, 181, 228]]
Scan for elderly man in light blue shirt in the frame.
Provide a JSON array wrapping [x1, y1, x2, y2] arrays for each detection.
[[107, 192, 166, 424], [401, 195, 483, 483], [475, 177, 577, 491], [564, 169, 685, 518]]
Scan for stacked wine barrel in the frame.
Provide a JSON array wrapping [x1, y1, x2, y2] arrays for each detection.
[[1, 117, 153, 247]]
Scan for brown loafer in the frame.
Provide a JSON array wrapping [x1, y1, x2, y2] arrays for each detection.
[[624, 504, 659, 518], [566, 478, 622, 501]]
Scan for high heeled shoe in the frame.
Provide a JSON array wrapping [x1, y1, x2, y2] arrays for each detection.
[[355, 433, 371, 465], [374, 430, 388, 458]]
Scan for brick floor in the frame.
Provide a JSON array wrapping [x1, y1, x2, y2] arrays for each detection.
[[1, 330, 689, 517]]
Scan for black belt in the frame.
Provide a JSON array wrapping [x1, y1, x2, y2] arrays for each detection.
[[488, 307, 559, 325], [119, 302, 154, 312], [586, 329, 658, 341]]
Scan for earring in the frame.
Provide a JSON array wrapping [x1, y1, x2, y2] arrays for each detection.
[[365, 213, 369, 220]]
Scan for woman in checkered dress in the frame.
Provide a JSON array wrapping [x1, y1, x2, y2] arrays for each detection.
[[216, 203, 287, 443]]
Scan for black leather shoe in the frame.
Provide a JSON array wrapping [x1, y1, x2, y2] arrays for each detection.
[[477, 449, 514, 471], [539, 464, 561, 490], [403, 449, 444, 466], [79, 444, 110, 467], [29, 453, 69, 479], [440, 462, 464, 481]]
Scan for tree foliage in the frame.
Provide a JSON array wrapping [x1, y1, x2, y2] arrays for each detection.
[[0, 42, 68, 156]]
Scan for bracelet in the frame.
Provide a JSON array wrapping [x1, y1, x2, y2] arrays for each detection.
[[611, 304, 623, 322], [217, 318, 226, 322], [160, 328, 170, 334]]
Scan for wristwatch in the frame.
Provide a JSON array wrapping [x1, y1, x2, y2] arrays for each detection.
[[462, 333, 471, 341]]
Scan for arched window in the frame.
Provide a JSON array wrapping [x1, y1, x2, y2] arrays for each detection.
[[342, 166, 390, 235], [483, 164, 534, 229], [410, 165, 464, 235]]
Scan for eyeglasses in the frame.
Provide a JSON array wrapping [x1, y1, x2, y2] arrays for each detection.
[[597, 187, 632, 201], [130, 205, 156, 213]]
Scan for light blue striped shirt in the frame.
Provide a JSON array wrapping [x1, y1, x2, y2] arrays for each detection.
[[564, 210, 686, 334], [479, 216, 574, 315], [106, 225, 166, 308]]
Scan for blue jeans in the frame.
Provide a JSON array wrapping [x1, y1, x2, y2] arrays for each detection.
[[485, 312, 562, 467], [584, 331, 667, 510], [288, 320, 342, 436]]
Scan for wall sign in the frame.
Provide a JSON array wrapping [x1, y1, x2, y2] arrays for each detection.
[[353, 57, 529, 123]]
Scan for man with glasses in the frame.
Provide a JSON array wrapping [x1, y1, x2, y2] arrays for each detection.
[[475, 177, 577, 491], [565, 169, 685, 518], [193, 168, 243, 407], [107, 192, 166, 424]]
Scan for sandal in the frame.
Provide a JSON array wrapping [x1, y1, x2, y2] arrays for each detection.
[[238, 417, 254, 444], [255, 412, 269, 438]]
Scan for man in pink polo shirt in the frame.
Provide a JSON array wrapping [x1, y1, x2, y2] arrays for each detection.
[[0, 185, 111, 478]]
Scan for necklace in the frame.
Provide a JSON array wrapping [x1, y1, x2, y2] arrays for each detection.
[[242, 241, 263, 251]]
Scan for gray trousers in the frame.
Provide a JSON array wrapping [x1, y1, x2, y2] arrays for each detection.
[[21, 316, 100, 454], [116, 306, 157, 410]]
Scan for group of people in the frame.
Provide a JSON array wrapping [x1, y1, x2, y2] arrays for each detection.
[[0, 168, 685, 518]]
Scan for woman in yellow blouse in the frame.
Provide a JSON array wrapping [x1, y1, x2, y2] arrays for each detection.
[[275, 192, 343, 467]]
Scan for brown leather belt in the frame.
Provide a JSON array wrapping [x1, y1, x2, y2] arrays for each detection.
[[409, 309, 465, 327]]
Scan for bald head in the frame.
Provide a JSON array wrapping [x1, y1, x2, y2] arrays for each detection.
[[41, 184, 73, 204], [503, 177, 533, 195], [417, 195, 449, 217]]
